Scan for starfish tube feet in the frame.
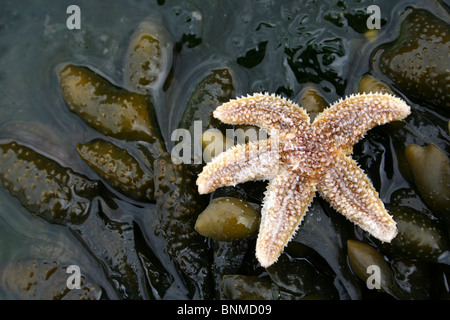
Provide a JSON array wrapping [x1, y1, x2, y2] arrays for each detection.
[[197, 139, 280, 194], [314, 93, 411, 153], [318, 154, 398, 242], [256, 170, 317, 268], [213, 93, 310, 132]]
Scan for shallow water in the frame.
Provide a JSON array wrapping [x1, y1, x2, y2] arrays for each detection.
[[0, 0, 448, 299]]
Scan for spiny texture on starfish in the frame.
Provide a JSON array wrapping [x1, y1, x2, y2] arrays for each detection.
[[197, 92, 411, 268]]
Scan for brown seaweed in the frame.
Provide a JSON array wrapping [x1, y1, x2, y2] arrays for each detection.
[[77, 139, 154, 202], [59, 64, 161, 143], [0, 142, 98, 225], [0, 259, 103, 300], [374, 8, 450, 109]]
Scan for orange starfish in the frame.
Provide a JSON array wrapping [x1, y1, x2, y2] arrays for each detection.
[[197, 92, 411, 268]]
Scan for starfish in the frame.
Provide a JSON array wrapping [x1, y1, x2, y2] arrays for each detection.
[[196, 92, 411, 268]]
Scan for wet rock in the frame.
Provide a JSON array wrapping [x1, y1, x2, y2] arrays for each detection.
[[347, 240, 400, 298], [195, 197, 260, 241], [297, 84, 328, 121]]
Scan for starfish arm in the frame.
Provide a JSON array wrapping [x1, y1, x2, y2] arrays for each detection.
[[213, 92, 310, 133], [317, 153, 397, 242], [256, 169, 317, 268], [313, 93, 410, 153], [197, 139, 280, 194]]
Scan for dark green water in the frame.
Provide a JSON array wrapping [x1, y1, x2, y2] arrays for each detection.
[[0, 0, 448, 299]]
